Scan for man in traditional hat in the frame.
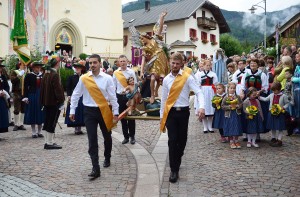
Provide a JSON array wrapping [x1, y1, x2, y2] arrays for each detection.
[[10, 61, 27, 131], [22, 61, 45, 138], [40, 58, 65, 149]]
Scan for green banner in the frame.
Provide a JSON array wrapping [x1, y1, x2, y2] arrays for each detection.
[[10, 0, 31, 65]]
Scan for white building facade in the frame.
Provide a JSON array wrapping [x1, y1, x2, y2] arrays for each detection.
[[0, 0, 123, 59], [123, 0, 230, 65]]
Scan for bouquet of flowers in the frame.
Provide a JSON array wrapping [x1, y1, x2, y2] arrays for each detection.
[[270, 104, 285, 116], [226, 98, 238, 110], [211, 96, 222, 109], [246, 105, 258, 119]]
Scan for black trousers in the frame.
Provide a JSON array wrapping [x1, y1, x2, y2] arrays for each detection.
[[117, 94, 135, 139], [166, 108, 190, 172], [84, 107, 112, 171], [43, 105, 60, 133]]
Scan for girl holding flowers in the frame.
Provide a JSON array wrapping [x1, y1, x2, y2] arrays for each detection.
[[221, 82, 243, 149], [195, 60, 218, 133], [243, 87, 264, 148], [259, 82, 289, 147], [212, 83, 226, 142]]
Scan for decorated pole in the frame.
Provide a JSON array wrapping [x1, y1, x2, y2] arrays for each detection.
[[10, 0, 31, 65]]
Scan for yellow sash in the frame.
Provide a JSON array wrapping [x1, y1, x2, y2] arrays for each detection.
[[160, 71, 191, 132], [114, 70, 128, 88], [183, 66, 192, 75], [81, 74, 114, 131]]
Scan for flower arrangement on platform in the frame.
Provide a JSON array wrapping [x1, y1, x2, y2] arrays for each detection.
[[246, 105, 258, 119], [270, 104, 285, 116], [226, 98, 238, 110], [201, 39, 209, 44], [212, 96, 222, 109]]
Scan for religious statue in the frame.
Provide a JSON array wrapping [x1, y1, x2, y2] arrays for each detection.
[[129, 11, 170, 103]]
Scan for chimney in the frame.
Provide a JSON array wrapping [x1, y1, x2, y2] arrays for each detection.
[[145, 1, 150, 11]]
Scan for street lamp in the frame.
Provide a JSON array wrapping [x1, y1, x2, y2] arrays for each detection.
[[249, 0, 267, 50]]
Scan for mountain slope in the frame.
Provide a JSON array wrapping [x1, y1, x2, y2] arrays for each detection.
[[122, 0, 300, 45]]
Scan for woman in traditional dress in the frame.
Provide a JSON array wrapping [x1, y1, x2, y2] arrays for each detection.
[[23, 61, 45, 138], [65, 61, 86, 134], [195, 60, 218, 133], [0, 62, 9, 135]]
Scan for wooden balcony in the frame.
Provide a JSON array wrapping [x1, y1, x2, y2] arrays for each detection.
[[197, 17, 217, 30]]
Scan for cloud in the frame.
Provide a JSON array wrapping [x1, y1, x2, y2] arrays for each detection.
[[242, 6, 300, 35]]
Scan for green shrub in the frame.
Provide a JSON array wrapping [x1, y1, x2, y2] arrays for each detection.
[[79, 53, 88, 60], [59, 68, 74, 91]]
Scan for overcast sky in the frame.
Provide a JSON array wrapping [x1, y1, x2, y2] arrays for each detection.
[[122, 0, 299, 13]]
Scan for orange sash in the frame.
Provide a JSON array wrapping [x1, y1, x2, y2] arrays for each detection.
[[81, 74, 114, 131], [114, 70, 128, 88], [160, 70, 191, 132]]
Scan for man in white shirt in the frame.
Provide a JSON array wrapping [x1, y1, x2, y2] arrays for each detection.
[[113, 55, 137, 144], [160, 53, 205, 183], [70, 54, 119, 179]]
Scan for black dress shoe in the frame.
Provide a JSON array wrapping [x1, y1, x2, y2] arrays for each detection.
[[44, 143, 62, 150], [122, 138, 129, 144], [32, 134, 38, 138], [103, 159, 110, 168], [9, 122, 14, 126], [209, 130, 215, 133], [75, 131, 84, 135], [13, 126, 19, 131], [169, 171, 179, 183], [88, 170, 100, 178], [37, 133, 44, 138], [18, 125, 26, 130], [203, 131, 208, 134], [130, 137, 136, 144]]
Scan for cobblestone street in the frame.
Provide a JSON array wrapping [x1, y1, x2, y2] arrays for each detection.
[[0, 108, 300, 196]]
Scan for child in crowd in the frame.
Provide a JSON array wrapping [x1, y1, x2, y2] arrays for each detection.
[[227, 62, 236, 82], [243, 87, 264, 148], [259, 82, 289, 147], [292, 53, 300, 134], [195, 60, 218, 133], [221, 82, 243, 149], [212, 83, 226, 142], [284, 69, 296, 136]]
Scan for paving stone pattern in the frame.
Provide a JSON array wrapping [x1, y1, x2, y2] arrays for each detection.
[[1, 107, 300, 196], [160, 111, 300, 197]]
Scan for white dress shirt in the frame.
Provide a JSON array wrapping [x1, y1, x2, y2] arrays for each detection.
[[113, 67, 137, 94], [70, 71, 119, 115], [160, 69, 205, 118]]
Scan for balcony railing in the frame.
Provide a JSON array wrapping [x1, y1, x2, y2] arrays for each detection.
[[197, 17, 217, 30]]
